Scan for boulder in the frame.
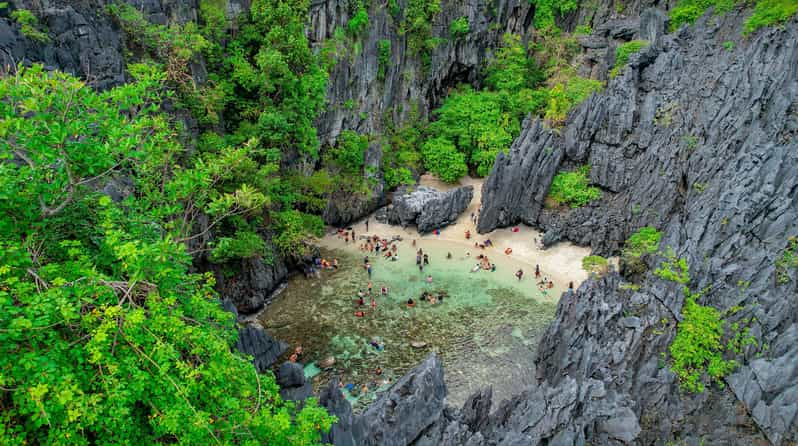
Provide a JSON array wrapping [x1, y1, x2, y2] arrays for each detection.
[[234, 326, 287, 373], [386, 186, 473, 234]]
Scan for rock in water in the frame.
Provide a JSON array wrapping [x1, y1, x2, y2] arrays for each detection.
[[352, 353, 447, 446], [386, 186, 473, 234], [234, 326, 287, 373]]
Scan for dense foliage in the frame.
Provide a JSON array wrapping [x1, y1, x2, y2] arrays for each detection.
[[420, 34, 545, 181], [527, 0, 579, 30], [0, 65, 333, 444], [654, 254, 738, 393], [10, 8, 49, 43], [623, 227, 662, 259], [610, 40, 649, 78], [669, 0, 798, 34], [547, 166, 602, 208], [582, 256, 609, 274], [450, 16, 470, 38]]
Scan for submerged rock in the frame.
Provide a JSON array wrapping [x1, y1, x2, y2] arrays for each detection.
[[386, 186, 473, 234]]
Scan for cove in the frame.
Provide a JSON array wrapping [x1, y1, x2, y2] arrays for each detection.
[[260, 177, 591, 410]]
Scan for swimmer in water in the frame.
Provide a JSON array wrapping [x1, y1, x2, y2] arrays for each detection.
[[426, 275, 433, 283]]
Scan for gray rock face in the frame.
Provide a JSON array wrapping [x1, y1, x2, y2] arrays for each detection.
[[277, 361, 313, 402], [474, 9, 798, 445], [323, 140, 386, 226], [347, 354, 447, 446], [234, 326, 287, 373], [386, 185, 473, 233], [0, 0, 209, 90], [213, 256, 288, 314]]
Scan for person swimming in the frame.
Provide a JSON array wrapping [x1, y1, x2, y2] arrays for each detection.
[[515, 269, 524, 280], [471, 264, 481, 273], [371, 298, 377, 309], [446, 252, 452, 259], [407, 298, 415, 308], [426, 275, 433, 283]]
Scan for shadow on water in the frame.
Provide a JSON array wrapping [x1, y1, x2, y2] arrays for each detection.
[[260, 243, 560, 410]]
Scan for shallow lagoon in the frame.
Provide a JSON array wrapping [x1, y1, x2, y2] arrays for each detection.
[[260, 237, 563, 409]]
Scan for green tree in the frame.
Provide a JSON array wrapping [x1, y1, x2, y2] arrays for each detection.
[[0, 64, 334, 445], [421, 137, 468, 183]]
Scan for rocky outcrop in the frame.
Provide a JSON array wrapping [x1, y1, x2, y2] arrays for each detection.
[[211, 255, 288, 314], [234, 325, 287, 373], [322, 354, 448, 446], [323, 140, 386, 226], [277, 361, 314, 402], [308, 0, 535, 147], [386, 185, 473, 233], [474, 8, 798, 445]]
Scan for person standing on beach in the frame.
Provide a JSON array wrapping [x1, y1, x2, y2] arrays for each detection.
[[365, 218, 369, 232]]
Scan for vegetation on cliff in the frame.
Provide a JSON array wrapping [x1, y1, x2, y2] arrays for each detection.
[[0, 64, 333, 444]]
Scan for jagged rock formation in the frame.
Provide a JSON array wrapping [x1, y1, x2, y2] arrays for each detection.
[[211, 256, 288, 314], [321, 354, 448, 446], [234, 325, 288, 373], [277, 361, 314, 402], [473, 9, 798, 445], [308, 0, 535, 146], [385, 185, 473, 233]]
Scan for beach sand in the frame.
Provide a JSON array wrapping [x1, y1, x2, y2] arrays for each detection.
[[320, 174, 592, 299]]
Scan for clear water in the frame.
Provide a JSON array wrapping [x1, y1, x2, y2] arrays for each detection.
[[259, 240, 559, 410]]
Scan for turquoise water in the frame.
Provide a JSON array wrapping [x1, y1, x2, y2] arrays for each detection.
[[260, 240, 559, 409]]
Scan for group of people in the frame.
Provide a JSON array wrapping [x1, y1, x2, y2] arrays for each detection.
[[337, 227, 356, 243], [471, 253, 496, 273]]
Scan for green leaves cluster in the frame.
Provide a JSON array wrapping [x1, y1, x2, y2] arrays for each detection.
[[325, 130, 368, 174], [610, 40, 649, 78], [669, 0, 798, 35], [0, 65, 334, 444], [347, 3, 370, 37], [744, 0, 798, 34], [421, 34, 544, 182], [582, 255, 609, 274], [547, 166, 602, 208], [378, 39, 392, 80], [450, 16, 470, 38], [623, 227, 662, 259], [655, 252, 738, 393], [11, 9, 49, 43], [621, 226, 662, 276], [542, 76, 603, 124], [401, 0, 442, 56], [527, 0, 579, 31], [775, 236, 798, 284]]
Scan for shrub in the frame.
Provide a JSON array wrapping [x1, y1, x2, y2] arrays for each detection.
[[669, 0, 738, 31], [210, 230, 268, 263], [775, 236, 798, 284], [271, 210, 325, 256], [421, 137, 468, 183], [543, 76, 603, 124], [574, 24, 593, 35], [402, 0, 442, 55], [347, 6, 369, 36], [582, 255, 609, 274], [610, 40, 649, 78], [10, 9, 49, 43], [378, 39, 391, 80], [528, 0, 579, 30], [744, 0, 798, 35], [326, 130, 368, 173], [450, 16, 470, 38], [623, 226, 662, 259], [670, 291, 738, 393], [548, 165, 602, 208]]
